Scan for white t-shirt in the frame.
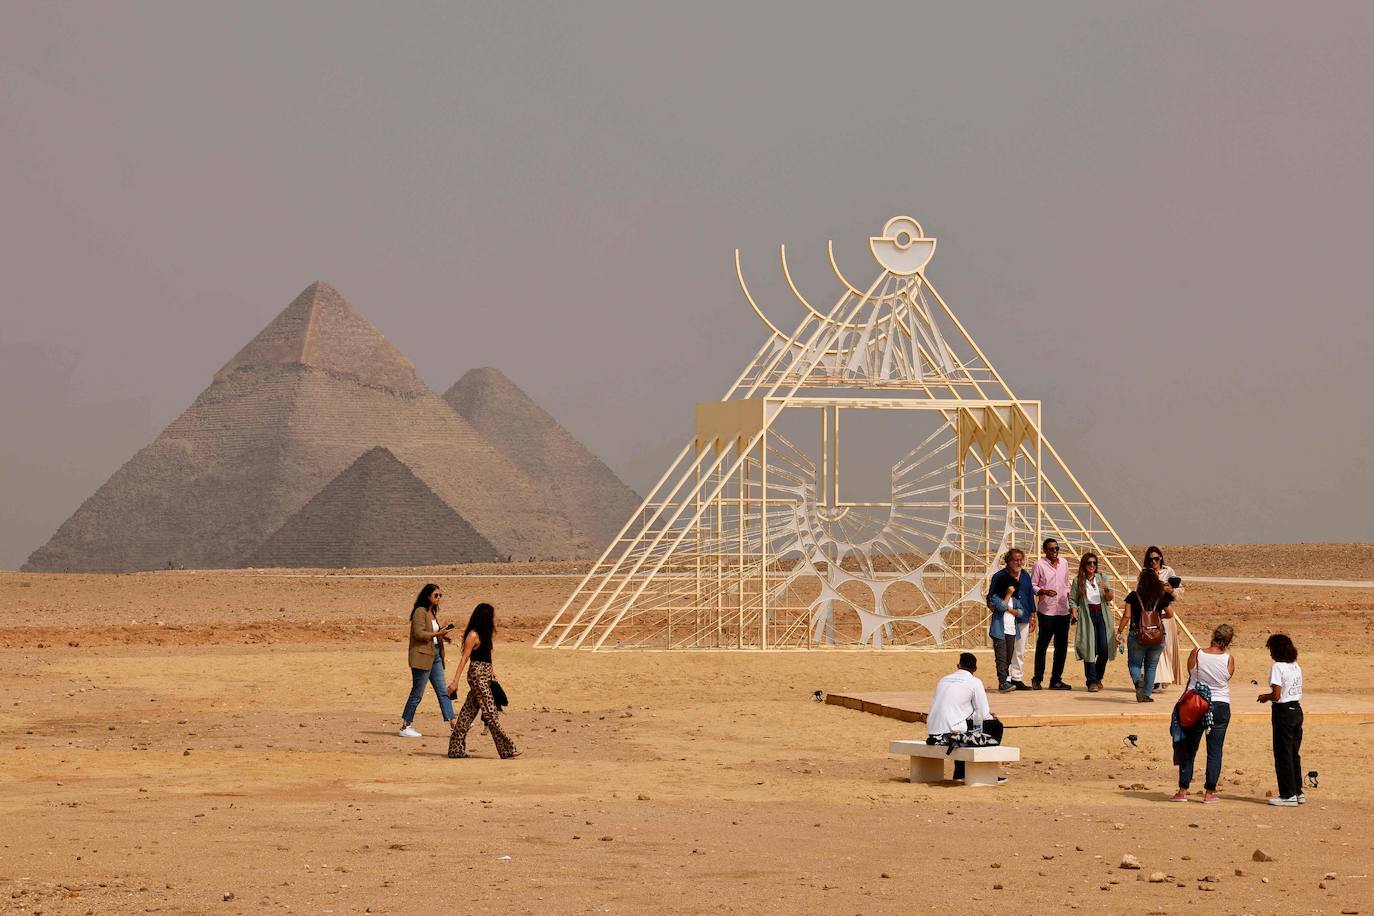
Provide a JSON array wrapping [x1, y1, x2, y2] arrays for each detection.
[[1269, 662, 1302, 702], [1084, 579, 1101, 605], [431, 616, 441, 648], [1002, 597, 1017, 634], [926, 669, 991, 735]]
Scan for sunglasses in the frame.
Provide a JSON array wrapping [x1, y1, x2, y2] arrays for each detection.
[[433, 593, 443, 599], [1086, 560, 1097, 566], [1147, 556, 1162, 563]]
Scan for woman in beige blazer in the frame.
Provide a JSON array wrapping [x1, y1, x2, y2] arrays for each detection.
[[399, 583, 456, 738]]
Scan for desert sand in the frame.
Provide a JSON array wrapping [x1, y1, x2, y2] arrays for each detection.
[[2, 544, 1372, 914]]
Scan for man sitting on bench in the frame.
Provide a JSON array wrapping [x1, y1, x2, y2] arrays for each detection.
[[926, 652, 1005, 782]]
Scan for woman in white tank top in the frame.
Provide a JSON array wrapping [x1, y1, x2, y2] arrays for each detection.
[[1171, 623, 1235, 804]]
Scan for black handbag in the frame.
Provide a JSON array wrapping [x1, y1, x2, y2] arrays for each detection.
[[490, 680, 509, 710]]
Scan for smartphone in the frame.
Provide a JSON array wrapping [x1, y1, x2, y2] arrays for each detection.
[[444, 623, 455, 630]]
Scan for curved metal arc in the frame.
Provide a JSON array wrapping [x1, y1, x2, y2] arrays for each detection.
[[828, 239, 903, 303], [735, 248, 792, 342], [781, 244, 895, 336]]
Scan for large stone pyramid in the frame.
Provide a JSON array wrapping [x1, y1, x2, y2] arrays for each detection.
[[245, 447, 498, 567], [24, 282, 588, 572], [444, 367, 641, 550]]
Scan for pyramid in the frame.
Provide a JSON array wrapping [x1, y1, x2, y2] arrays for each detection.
[[24, 282, 589, 572], [245, 447, 498, 567], [444, 368, 641, 549]]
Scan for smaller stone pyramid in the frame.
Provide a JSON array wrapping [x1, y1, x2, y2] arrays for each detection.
[[246, 447, 499, 568], [444, 368, 641, 550]]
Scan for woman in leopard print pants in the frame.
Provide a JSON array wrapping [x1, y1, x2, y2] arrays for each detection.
[[446, 603, 520, 759]]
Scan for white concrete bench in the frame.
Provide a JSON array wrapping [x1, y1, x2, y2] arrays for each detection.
[[889, 739, 1020, 787]]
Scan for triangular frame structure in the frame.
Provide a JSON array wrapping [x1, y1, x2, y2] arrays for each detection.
[[537, 217, 1200, 652]]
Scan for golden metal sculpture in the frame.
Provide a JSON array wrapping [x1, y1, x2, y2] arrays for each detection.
[[537, 217, 1197, 651]]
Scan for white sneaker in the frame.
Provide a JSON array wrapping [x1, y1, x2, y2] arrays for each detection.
[[1297, 793, 1306, 805], [398, 726, 422, 738], [1267, 796, 1299, 807]]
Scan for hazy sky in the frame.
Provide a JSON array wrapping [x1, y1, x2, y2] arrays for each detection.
[[2, 2, 1372, 569]]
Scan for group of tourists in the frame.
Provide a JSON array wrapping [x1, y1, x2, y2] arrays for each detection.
[[928, 627, 1305, 804], [398, 584, 520, 759], [986, 539, 1182, 699], [392, 557, 1309, 807], [968, 540, 1308, 805]]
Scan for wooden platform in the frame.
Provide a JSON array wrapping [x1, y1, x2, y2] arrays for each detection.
[[825, 685, 1374, 727]]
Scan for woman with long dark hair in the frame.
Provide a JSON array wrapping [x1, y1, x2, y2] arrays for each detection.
[[1144, 546, 1182, 689], [399, 583, 456, 738], [1115, 564, 1174, 702], [1069, 551, 1116, 691], [447, 602, 520, 759]]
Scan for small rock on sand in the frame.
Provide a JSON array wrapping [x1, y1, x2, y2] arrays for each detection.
[[1148, 872, 1167, 883], [1120, 854, 1141, 870], [1253, 849, 1277, 862]]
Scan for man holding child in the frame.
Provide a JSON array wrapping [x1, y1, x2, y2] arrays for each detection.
[[986, 548, 1035, 693]]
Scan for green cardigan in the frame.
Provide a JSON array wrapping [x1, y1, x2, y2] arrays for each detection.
[[1070, 572, 1119, 661]]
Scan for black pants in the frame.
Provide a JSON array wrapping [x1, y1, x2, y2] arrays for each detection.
[[992, 633, 1015, 685], [1272, 702, 1304, 799], [1033, 613, 1071, 685], [951, 719, 1005, 781], [1082, 607, 1108, 685]]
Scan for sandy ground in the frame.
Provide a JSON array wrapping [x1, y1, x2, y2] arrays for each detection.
[[2, 545, 1373, 915]]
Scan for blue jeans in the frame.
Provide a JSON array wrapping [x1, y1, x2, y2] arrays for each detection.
[[1178, 702, 1231, 791], [1083, 608, 1109, 685], [1126, 633, 1163, 698], [402, 655, 455, 724]]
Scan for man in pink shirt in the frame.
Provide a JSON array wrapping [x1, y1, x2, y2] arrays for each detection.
[[1031, 537, 1075, 690]]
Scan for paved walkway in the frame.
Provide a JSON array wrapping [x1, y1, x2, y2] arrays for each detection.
[[1189, 575, 1374, 589], [223, 571, 1374, 587], [826, 685, 1374, 727], [226, 571, 587, 578]]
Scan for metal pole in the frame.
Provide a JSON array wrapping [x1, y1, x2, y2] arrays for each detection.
[[760, 426, 768, 650], [738, 452, 745, 648]]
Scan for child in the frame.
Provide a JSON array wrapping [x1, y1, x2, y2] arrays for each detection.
[[991, 580, 1020, 693], [1257, 633, 1304, 806]]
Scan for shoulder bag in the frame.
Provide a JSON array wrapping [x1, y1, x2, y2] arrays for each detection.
[[1175, 678, 1212, 729]]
